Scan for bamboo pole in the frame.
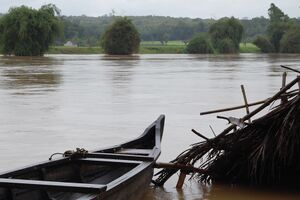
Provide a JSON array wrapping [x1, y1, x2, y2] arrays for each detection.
[[154, 162, 209, 174], [281, 65, 300, 74], [215, 76, 300, 139], [200, 99, 266, 115], [281, 72, 288, 104], [298, 76, 300, 94], [176, 172, 186, 189], [191, 129, 210, 141], [241, 85, 251, 123]]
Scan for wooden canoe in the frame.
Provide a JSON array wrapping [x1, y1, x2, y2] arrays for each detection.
[[0, 115, 165, 200]]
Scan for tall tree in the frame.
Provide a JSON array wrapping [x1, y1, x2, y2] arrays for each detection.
[[267, 3, 290, 52], [0, 4, 62, 56]]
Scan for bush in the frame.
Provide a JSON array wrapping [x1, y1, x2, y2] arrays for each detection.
[[186, 33, 213, 54], [253, 36, 274, 53], [280, 28, 300, 53], [101, 17, 140, 55], [0, 5, 62, 56], [209, 17, 244, 53]]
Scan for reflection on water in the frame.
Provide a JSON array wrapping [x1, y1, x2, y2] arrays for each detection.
[[105, 55, 139, 97], [1, 54, 300, 200], [0, 56, 62, 94]]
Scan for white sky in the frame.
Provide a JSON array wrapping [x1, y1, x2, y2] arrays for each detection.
[[0, 0, 299, 19]]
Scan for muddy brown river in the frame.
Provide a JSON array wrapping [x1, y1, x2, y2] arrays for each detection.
[[0, 54, 300, 199]]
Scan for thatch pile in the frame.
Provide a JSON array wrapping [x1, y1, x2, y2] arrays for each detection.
[[155, 75, 300, 188]]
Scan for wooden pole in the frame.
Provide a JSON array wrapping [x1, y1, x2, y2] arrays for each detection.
[[176, 171, 186, 189], [154, 162, 209, 174], [281, 65, 300, 74], [298, 76, 300, 94], [281, 72, 288, 104], [241, 85, 251, 123], [215, 76, 300, 139], [200, 99, 266, 115], [191, 129, 210, 141]]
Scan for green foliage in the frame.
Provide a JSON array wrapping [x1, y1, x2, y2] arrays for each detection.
[[101, 17, 140, 55], [0, 4, 62, 56], [253, 35, 274, 53], [209, 17, 244, 53], [280, 27, 300, 53], [267, 3, 291, 52], [186, 33, 213, 54]]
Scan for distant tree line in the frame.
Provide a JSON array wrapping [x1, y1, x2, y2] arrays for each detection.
[[58, 15, 283, 46]]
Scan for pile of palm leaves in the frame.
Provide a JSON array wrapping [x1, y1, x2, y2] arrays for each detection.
[[155, 75, 300, 188]]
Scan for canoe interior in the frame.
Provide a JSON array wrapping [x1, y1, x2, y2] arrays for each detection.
[[0, 115, 165, 200]]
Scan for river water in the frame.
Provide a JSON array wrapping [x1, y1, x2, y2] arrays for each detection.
[[0, 54, 300, 199]]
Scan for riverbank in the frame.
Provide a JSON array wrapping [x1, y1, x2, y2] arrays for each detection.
[[47, 42, 260, 54]]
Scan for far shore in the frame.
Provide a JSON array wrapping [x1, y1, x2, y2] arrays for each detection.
[[47, 42, 260, 54]]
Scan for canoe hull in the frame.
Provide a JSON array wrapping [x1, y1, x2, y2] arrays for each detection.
[[0, 115, 165, 200]]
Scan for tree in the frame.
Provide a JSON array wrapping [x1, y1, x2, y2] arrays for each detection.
[[267, 3, 290, 52], [0, 4, 62, 56], [253, 35, 274, 53], [280, 27, 300, 53], [209, 17, 244, 53], [186, 33, 213, 54], [101, 17, 140, 55]]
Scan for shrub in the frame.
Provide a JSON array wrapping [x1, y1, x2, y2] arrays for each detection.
[[253, 36, 274, 53], [101, 17, 140, 55], [186, 33, 213, 54]]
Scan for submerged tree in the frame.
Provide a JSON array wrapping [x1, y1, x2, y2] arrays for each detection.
[[209, 17, 244, 53], [0, 4, 62, 56], [186, 33, 213, 54], [101, 17, 140, 55]]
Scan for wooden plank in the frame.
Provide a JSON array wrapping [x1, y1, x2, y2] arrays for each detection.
[[0, 178, 106, 194], [86, 153, 154, 162]]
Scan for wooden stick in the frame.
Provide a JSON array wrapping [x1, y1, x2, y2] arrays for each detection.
[[215, 76, 300, 139], [176, 172, 186, 189], [241, 85, 251, 123], [191, 129, 210, 141], [200, 99, 266, 115], [281, 65, 300, 74], [209, 125, 217, 137], [298, 76, 300, 94], [154, 162, 209, 174], [281, 72, 288, 104]]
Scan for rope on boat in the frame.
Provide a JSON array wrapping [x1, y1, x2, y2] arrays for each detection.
[[49, 148, 89, 160]]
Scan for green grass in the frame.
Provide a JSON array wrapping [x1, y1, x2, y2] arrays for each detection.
[[141, 40, 186, 46], [239, 43, 261, 53], [47, 42, 260, 54]]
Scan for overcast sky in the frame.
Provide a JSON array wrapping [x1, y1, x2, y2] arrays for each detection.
[[0, 0, 299, 19]]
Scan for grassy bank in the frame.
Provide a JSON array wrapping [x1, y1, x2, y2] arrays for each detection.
[[47, 42, 260, 54]]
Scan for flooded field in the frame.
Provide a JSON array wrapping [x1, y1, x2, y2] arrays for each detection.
[[0, 54, 300, 199]]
